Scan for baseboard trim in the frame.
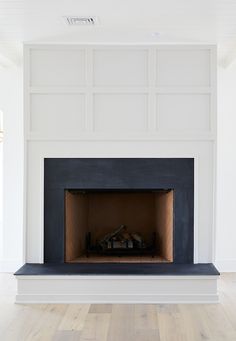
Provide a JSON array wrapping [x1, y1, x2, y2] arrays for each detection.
[[16, 274, 219, 304], [214, 260, 236, 272]]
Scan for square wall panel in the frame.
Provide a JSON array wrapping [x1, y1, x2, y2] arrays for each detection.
[[94, 94, 148, 132], [30, 49, 86, 87], [156, 94, 210, 132], [156, 49, 210, 87], [93, 49, 148, 87], [30, 94, 85, 135]]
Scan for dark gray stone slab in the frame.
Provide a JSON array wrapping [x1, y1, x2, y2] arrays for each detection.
[[44, 158, 194, 263], [15, 263, 219, 276]]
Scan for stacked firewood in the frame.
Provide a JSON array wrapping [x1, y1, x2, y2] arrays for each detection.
[[99, 224, 145, 250]]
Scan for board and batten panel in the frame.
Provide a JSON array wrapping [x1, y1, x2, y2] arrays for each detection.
[[26, 45, 215, 138], [30, 94, 86, 135], [155, 48, 211, 133], [30, 49, 86, 87], [93, 49, 148, 87], [156, 94, 211, 132], [156, 49, 211, 87], [94, 94, 148, 132]]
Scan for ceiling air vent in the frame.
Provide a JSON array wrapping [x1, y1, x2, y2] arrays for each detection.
[[64, 16, 98, 26]]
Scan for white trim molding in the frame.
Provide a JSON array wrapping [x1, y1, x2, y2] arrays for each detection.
[[16, 275, 219, 304]]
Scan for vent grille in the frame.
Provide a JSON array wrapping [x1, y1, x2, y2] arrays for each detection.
[[64, 16, 97, 26]]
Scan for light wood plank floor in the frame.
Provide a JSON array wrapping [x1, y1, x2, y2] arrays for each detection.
[[0, 273, 236, 341]]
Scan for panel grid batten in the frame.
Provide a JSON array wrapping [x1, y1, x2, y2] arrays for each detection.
[[25, 44, 215, 140]]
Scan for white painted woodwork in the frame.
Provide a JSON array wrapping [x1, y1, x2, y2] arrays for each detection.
[[22, 44, 217, 303], [26, 44, 215, 139], [94, 94, 148, 132], [93, 49, 148, 87], [15, 275, 219, 304], [30, 49, 86, 87], [30, 94, 86, 134], [156, 49, 211, 87], [156, 94, 210, 132]]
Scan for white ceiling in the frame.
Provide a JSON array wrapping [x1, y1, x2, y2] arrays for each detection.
[[1, 0, 236, 65]]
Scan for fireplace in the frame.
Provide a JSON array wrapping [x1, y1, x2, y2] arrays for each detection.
[[14, 44, 219, 304], [44, 158, 194, 265], [65, 189, 174, 263]]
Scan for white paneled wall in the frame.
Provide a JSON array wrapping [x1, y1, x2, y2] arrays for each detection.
[[156, 94, 210, 132], [25, 45, 216, 140], [30, 49, 86, 87], [94, 94, 148, 132], [156, 49, 210, 87], [93, 49, 148, 87], [30, 94, 86, 134], [24, 44, 216, 263]]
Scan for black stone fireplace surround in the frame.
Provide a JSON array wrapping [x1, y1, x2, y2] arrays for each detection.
[[15, 158, 219, 277], [45, 158, 194, 264]]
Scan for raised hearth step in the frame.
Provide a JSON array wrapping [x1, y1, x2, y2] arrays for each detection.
[[15, 263, 219, 276]]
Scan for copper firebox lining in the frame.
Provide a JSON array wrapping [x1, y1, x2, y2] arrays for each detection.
[[65, 190, 174, 263]]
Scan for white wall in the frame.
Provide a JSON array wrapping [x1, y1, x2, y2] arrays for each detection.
[[0, 66, 24, 272], [216, 62, 236, 271]]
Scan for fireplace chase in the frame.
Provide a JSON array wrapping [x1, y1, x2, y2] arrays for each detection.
[[44, 158, 194, 265]]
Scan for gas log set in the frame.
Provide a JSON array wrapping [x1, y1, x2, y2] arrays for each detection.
[[86, 224, 156, 257]]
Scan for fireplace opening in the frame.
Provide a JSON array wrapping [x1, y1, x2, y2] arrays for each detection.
[[65, 189, 174, 263]]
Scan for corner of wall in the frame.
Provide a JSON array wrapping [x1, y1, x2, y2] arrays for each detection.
[[214, 259, 236, 272], [0, 259, 23, 273]]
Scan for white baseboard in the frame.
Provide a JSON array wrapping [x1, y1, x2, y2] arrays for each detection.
[[0, 260, 23, 273], [214, 260, 236, 272], [15, 275, 219, 304]]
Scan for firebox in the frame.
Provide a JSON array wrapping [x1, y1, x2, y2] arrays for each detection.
[[64, 189, 174, 263], [44, 158, 194, 264]]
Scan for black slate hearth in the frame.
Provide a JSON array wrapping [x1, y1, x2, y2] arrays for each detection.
[[15, 263, 219, 276]]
